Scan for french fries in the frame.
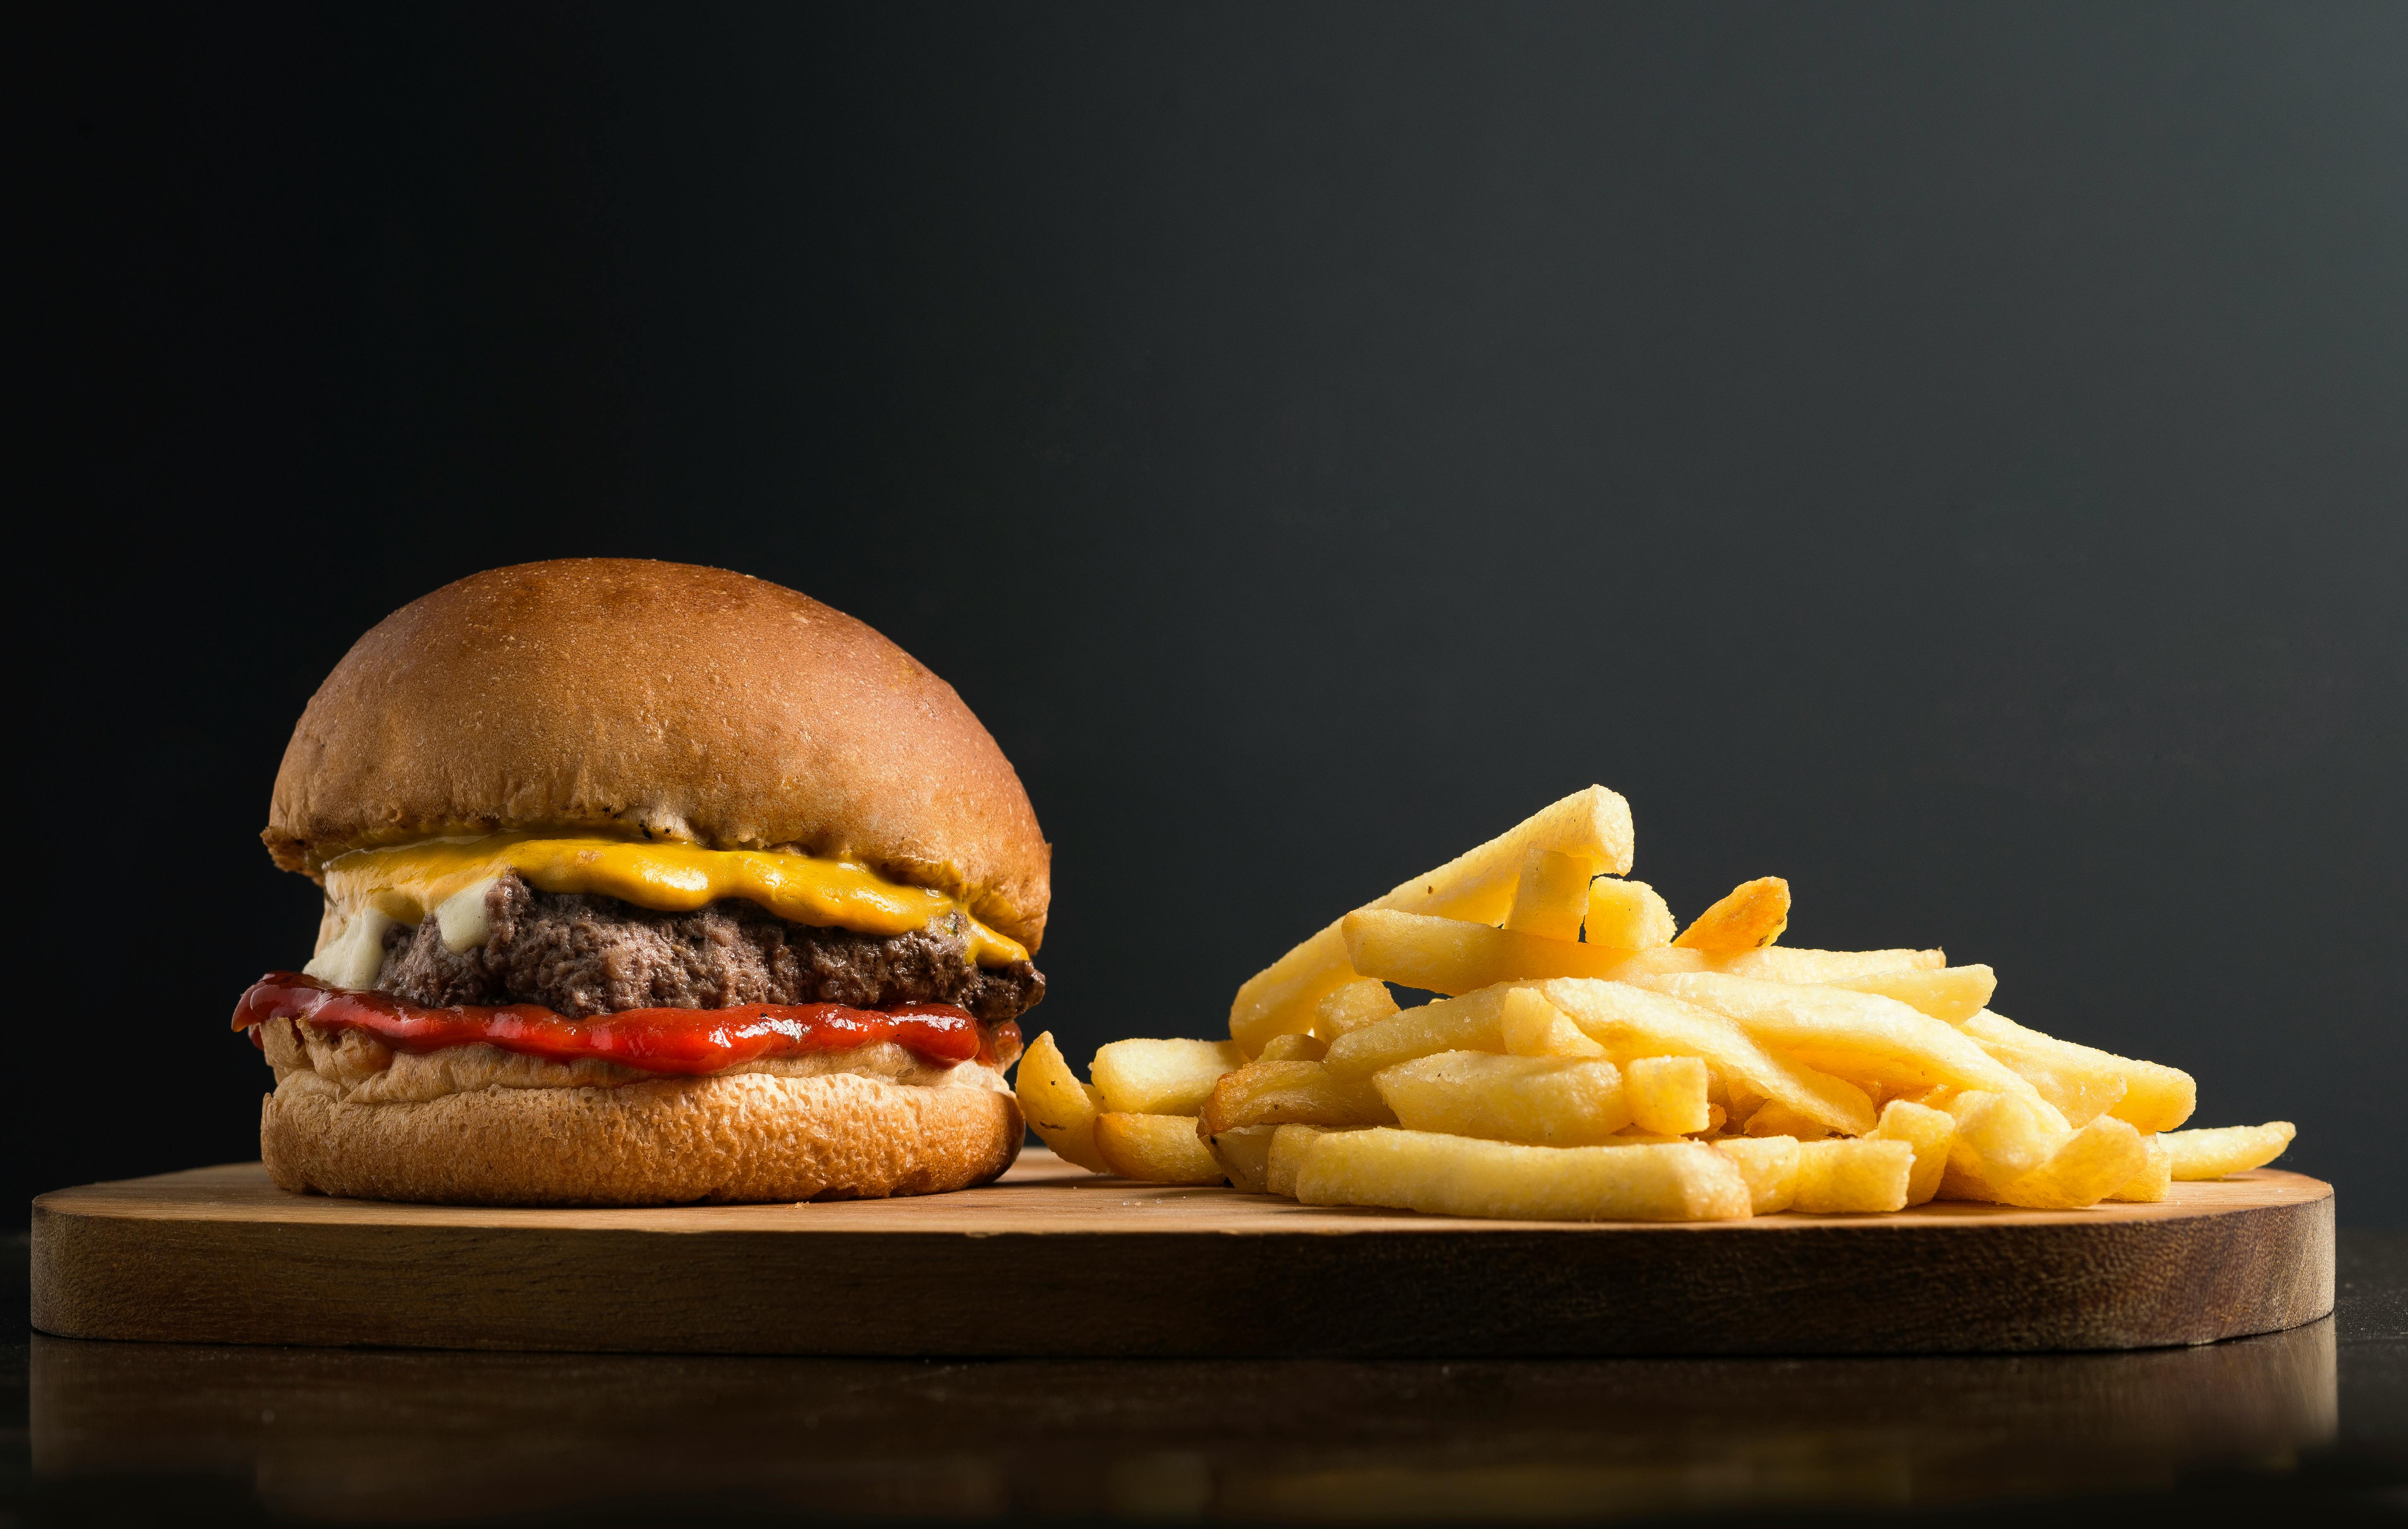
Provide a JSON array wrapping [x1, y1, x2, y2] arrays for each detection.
[[1370, 1052, 1631, 1145], [1712, 947, 1942, 982], [1585, 877, 1675, 951], [1939, 1089, 2066, 1197], [1630, 972, 2060, 1112], [2108, 1134, 2174, 1203], [1026, 788, 2297, 1224], [1993, 1116, 2149, 1211], [1825, 966, 1996, 1024], [1792, 1138, 1915, 1214], [1266, 1124, 1332, 1198], [1871, 1099, 1953, 1206], [1539, 978, 1877, 1137], [1671, 877, 1789, 955], [1341, 909, 1637, 994], [1712, 1136, 1799, 1212], [1094, 1112, 1227, 1185], [1015, 1031, 1109, 1173], [1204, 1125, 1276, 1193], [1623, 1055, 1711, 1136], [1091, 1038, 1245, 1115], [1199, 1059, 1397, 1136], [1257, 1033, 1329, 1063], [1959, 1010, 2196, 1133], [1497, 986, 1608, 1058], [1590, 946, 1707, 979], [1744, 1099, 1830, 1140], [2165, 1122, 2296, 1180], [1503, 848, 1597, 942], [1295, 1129, 1753, 1222], [1228, 786, 1634, 1053], [1314, 977, 1400, 1040], [1324, 985, 1525, 1081]]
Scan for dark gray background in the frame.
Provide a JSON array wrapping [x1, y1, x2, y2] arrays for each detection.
[[24, 4, 2405, 1221]]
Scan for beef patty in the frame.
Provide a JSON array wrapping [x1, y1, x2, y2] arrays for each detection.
[[375, 873, 1044, 1023]]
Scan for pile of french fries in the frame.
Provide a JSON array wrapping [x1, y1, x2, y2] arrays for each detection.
[[1016, 787, 2297, 1221]]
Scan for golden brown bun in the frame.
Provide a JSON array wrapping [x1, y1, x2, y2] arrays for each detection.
[[265, 559, 1048, 950], [260, 1071, 1023, 1206]]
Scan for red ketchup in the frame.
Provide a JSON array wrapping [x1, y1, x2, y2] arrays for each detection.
[[233, 972, 1016, 1075]]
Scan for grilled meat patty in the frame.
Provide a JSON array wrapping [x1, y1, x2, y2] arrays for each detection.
[[376, 872, 1043, 1023]]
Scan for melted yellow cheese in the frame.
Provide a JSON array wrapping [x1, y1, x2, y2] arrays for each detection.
[[317, 834, 1028, 968]]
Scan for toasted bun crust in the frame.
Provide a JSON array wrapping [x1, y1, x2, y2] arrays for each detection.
[[265, 559, 1048, 950], [260, 1071, 1023, 1206]]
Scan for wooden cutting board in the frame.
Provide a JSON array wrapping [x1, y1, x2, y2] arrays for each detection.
[[31, 1150, 2331, 1358]]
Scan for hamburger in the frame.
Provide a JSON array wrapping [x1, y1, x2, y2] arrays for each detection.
[[233, 559, 1045, 1206]]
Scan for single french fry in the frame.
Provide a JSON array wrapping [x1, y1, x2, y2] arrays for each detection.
[[2165, 1122, 2296, 1180], [1671, 877, 1790, 955], [1229, 787, 1635, 1052], [1871, 1099, 1954, 1206], [1014, 1031, 1109, 1173], [1724, 1076, 1767, 1125], [1624, 1055, 1711, 1136], [1711, 947, 1945, 982], [1936, 1165, 1987, 1202], [1937, 1090, 2068, 1199], [1204, 1125, 1276, 1193], [1994, 1115, 2148, 1209], [1827, 966, 1997, 1025], [1957, 1020, 2128, 1127], [1537, 978, 1878, 1137], [1792, 1138, 1915, 1214], [1632, 973, 2066, 1117], [1498, 986, 1609, 1057], [2108, 1134, 2173, 1203], [1198, 1059, 1397, 1136], [1503, 848, 1597, 941], [1266, 1123, 1332, 1198], [1257, 1032, 1329, 1063], [1228, 924, 1357, 1056], [1093, 1113, 1228, 1185], [1585, 878, 1675, 951], [1960, 1010, 2196, 1133], [1713, 1136, 1800, 1213], [1605, 946, 1708, 978], [1743, 1099, 1829, 1140], [1091, 1038, 1246, 1115], [1294, 1128, 1753, 1222], [1341, 910, 1642, 994], [1324, 986, 1518, 1081], [1370, 1051, 1631, 1145], [1314, 977, 1400, 1041]]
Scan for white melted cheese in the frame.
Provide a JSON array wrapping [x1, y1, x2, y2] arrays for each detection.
[[433, 877, 500, 953], [302, 875, 496, 984], [302, 908, 395, 990]]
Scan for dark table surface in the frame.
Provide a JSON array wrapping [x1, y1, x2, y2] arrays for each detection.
[[9, 1229, 2404, 1527]]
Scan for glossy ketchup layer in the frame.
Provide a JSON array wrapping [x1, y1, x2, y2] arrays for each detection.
[[233, 972, 1015, 1076]]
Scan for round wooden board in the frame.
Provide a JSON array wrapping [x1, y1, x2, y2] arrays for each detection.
[[32, 1151, 2332, 1357]]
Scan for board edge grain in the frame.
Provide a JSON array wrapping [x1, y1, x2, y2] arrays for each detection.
[[31, 1163, 2334, 1358]]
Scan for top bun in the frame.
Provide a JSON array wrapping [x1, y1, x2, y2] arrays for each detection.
[[264, 559, 1050, 951]]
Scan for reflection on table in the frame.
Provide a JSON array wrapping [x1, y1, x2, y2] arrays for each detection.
[[31, 1317, 2336, 1522]]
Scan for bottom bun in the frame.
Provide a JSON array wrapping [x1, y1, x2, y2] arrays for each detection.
[[261, 1069, 1022, 1207]]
